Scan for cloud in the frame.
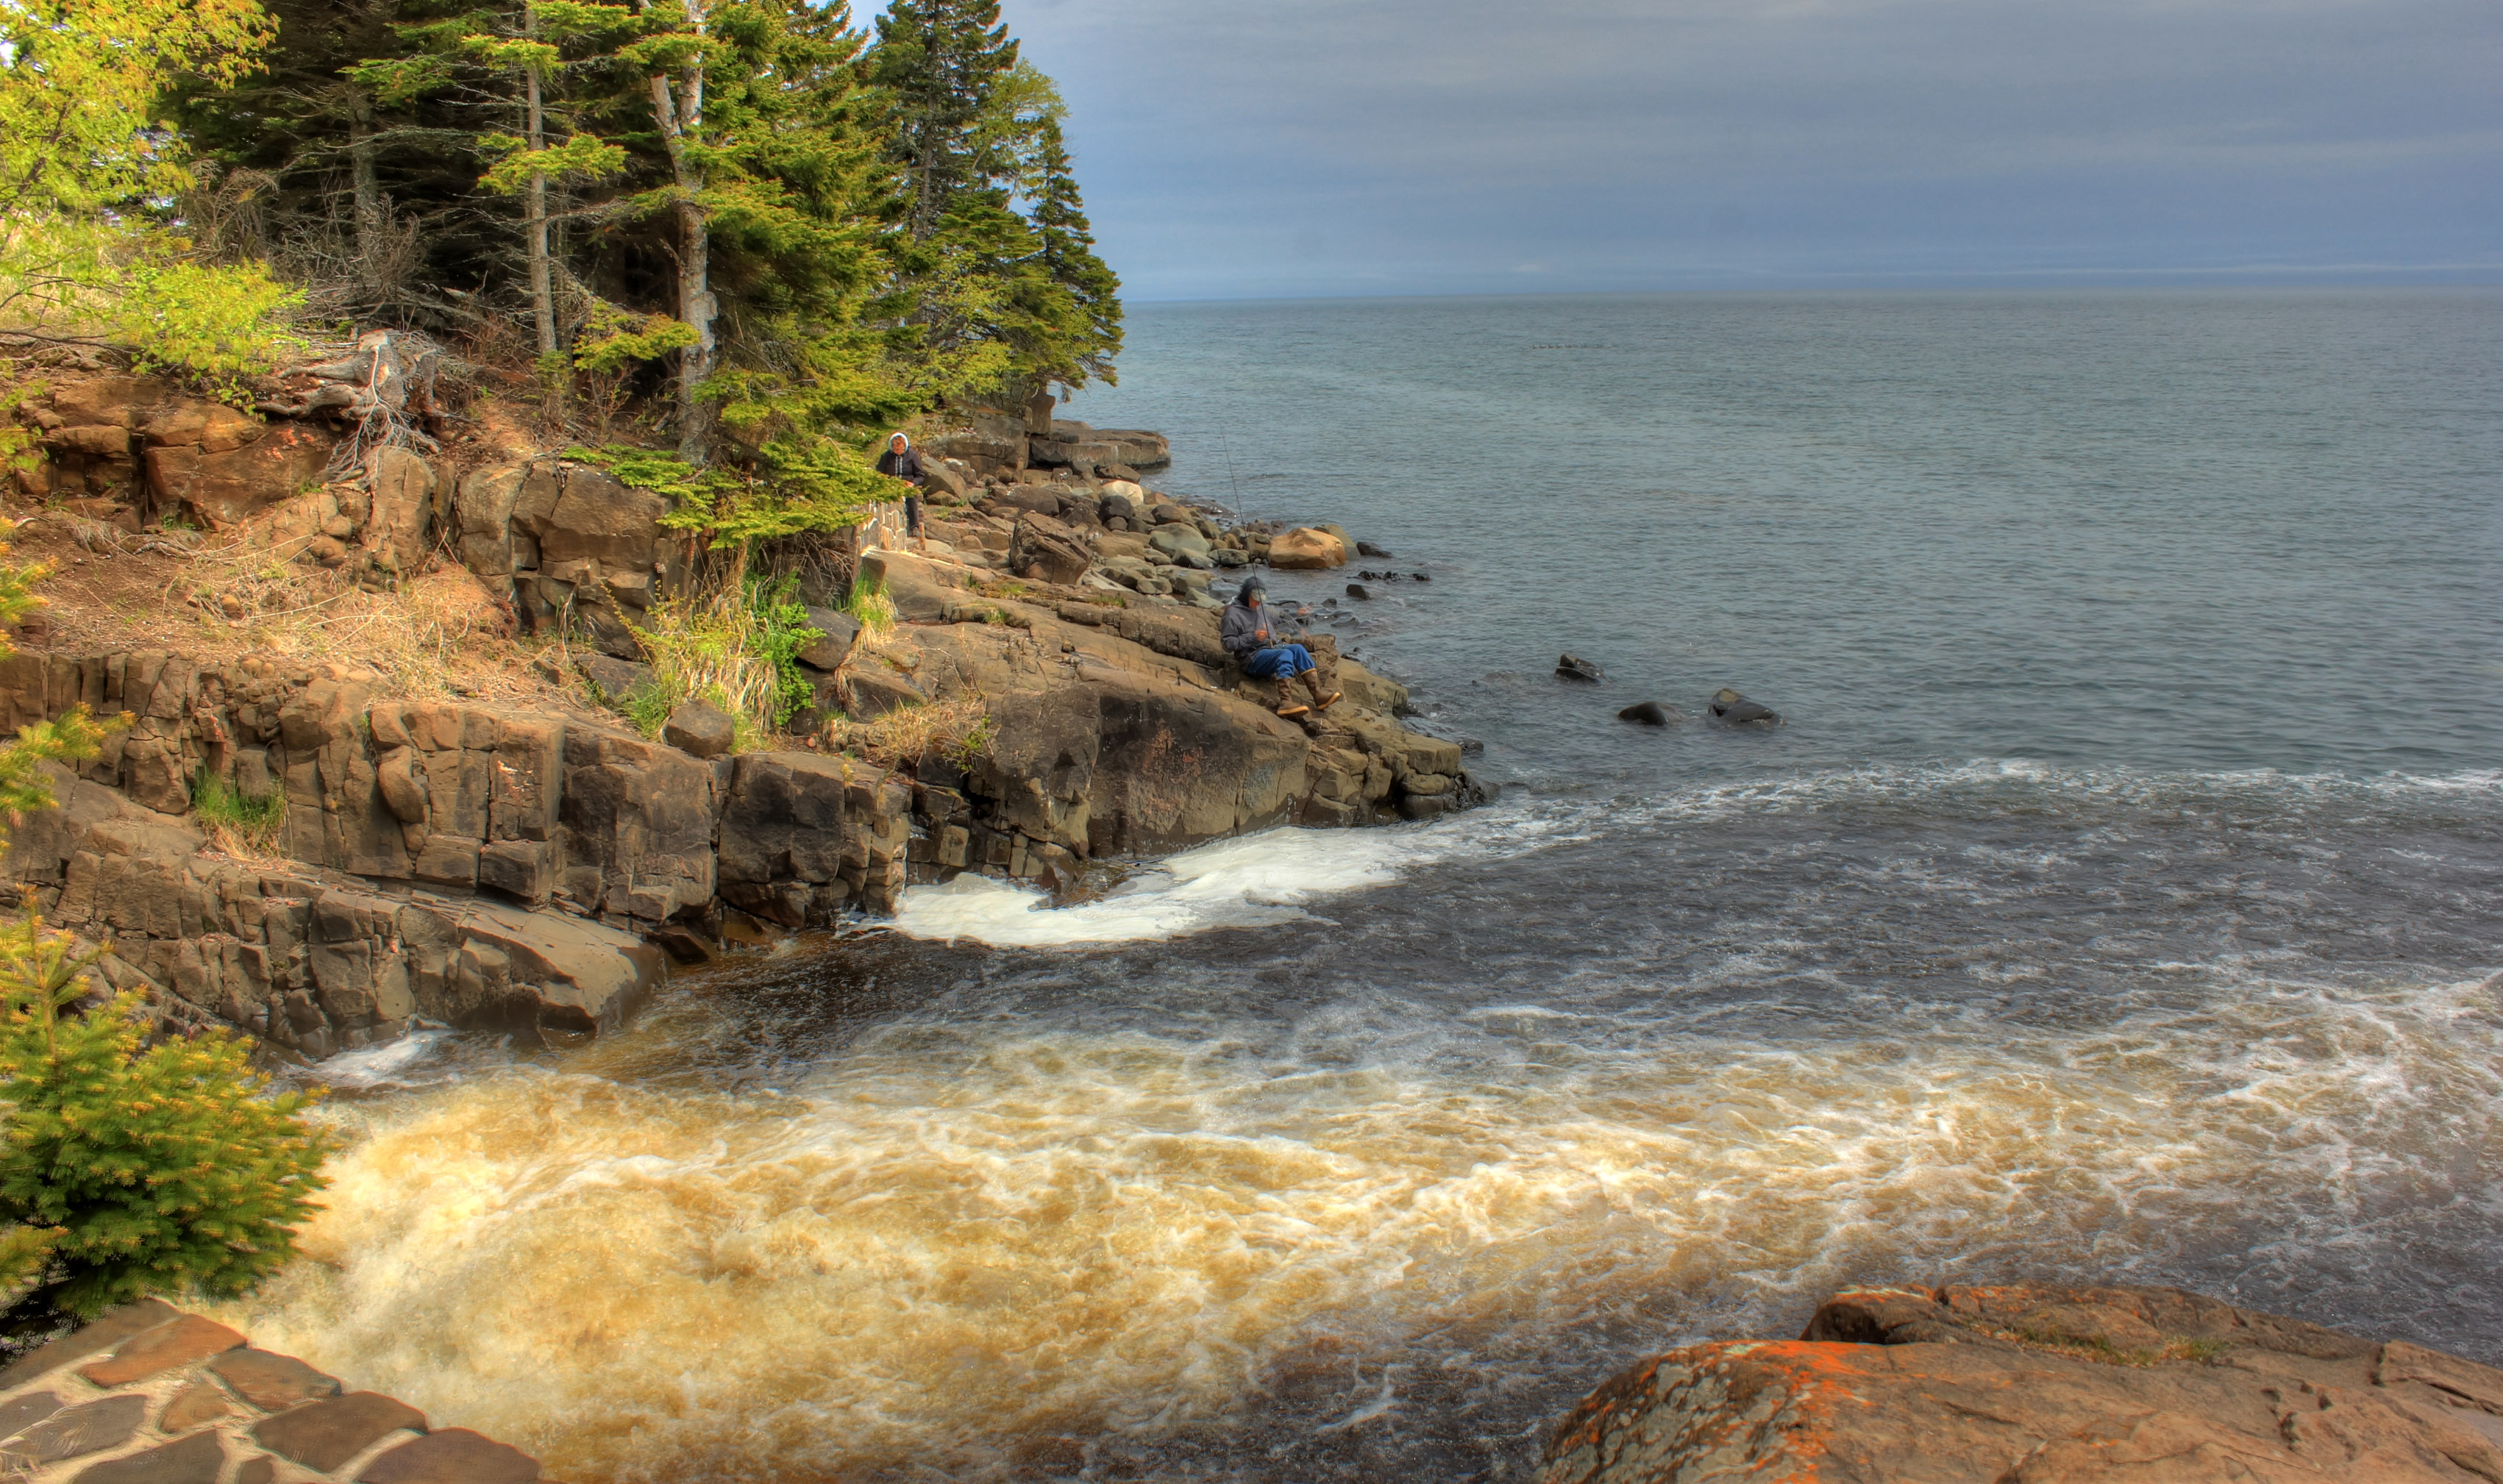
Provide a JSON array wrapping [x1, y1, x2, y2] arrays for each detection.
[[906, 0, 2503, 296]]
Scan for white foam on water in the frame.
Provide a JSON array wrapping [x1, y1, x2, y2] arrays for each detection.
[[206, 966, 2503, 1484], [311, 1027, 460, 1091], [889, 807, 1555, 949]]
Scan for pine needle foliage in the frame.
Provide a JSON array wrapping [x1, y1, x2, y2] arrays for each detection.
[[0, 922, 330, 1318]]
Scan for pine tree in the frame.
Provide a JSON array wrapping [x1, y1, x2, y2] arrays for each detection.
[[870, 0, 1017, 243], [0, 927, 330, 1318], [1027, 115, 1120, 388]]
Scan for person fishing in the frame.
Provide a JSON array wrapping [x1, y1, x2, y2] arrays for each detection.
[[876, 432, 927, 551], [1222, 574, 1339, 717]]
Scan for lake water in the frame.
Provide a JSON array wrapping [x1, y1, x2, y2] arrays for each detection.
[[216, 291, 2503, 1483]]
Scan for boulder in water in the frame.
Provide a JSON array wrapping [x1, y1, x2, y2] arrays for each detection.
[[1346, 583, 1371, 600], [1557, 654, 1604, 682], [1269, 527, 1349, 570], [1618, 702, 1679, 726], [1357, 541, 1393, 557], [1707, 687, 1781, 725]]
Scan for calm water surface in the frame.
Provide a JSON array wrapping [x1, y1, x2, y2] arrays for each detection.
[[216, 292, 2502, 1483]]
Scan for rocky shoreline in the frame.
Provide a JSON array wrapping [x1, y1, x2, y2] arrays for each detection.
[[1, 369, 1486, 1066], [1542, 1281, 2503, 1482]]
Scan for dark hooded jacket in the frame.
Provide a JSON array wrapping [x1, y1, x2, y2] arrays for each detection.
[[875, 440, 925, 485], [1221, 585, 1286, 660]]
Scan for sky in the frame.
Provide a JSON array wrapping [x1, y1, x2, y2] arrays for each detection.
[[882, 0, 2503, 302]]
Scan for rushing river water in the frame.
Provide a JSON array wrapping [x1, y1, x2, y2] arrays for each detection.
[[213, 291, 2502, 1483]]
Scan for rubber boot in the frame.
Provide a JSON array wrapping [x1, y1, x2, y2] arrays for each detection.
[[1275, 677, 1309, 718], [1305, 671, 1342, 713]]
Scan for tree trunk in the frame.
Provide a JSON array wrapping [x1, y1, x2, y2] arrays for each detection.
[[349, 87, 383, 288], [647, 2, 714, 463], [524, 11, 556, 361]]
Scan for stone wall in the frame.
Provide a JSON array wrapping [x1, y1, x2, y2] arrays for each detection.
[[0, 1299, 544, 1483]]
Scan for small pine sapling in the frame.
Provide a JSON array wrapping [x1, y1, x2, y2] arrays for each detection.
[[0, 924, 330, 1317]]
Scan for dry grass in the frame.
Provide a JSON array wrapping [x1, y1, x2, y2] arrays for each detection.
[[828, 694, 991, 769], [5, 504, 575, 709]]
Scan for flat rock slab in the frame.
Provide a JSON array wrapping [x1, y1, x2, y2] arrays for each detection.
[[1542, 1283, 2503, 1483], [0, 1302, 179, 1389], [79, 1314, 246, 1386], [251, 1391, 426, 1474], [6, 1393, 147, 1464], [208, 1347, 341, 1410], [357, 1428, 542, 1484], [155, 1382, 230, 1433], [68, 1428, 226, 1484], [0, 1391, 60, 1440]]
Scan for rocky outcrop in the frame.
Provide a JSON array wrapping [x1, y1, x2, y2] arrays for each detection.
[[5, 371, 1474, 1062], [10, 375, 340, 527], [8, 761, 662, 1060], [0, 653, 916, 1060], [1026, 418, 1169, 474], [0, 1298, 546, 1482], [1542, 1283, 2503, 1483], [916, 407, 1030, 477], [863, 549, 1484, 847], [1267, 526, 1349, 571], [454, 457, 688, 658]]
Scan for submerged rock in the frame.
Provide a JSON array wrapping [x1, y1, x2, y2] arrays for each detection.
[[1706, 687, 1781, 725], [1617, 702, 1678, 726], [1556, 654, 1603, 682], [1542, 1281, 2496, 1484], [1345, 583, 1370, 600]]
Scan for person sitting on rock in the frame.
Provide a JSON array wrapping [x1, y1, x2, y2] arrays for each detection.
[[877, 432, 927, 551], [1222, 574, 1339, 718]]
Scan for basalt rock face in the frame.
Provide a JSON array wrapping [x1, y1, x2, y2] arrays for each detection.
[[0, 653, 914, 1062], [1541, 1283, 2503, 1484]]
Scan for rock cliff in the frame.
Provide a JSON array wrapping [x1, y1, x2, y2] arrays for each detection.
[[1542, 1283, 2503, 1483], [1, 368, 1482, 1066]]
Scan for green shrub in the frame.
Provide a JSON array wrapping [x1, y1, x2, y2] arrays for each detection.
[[0, 922, 329, 1318], [113, 260, 307, 407]]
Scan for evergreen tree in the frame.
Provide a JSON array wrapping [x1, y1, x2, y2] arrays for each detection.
[[0, 927, 330, 1317], [1026, 115, 1120, 388], [870, 0, 1017, 243], [172, 0, 499, 324]]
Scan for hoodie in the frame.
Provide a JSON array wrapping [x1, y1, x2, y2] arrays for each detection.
[[1221, 580, 1286, 659], [875, 437, 925, 485]]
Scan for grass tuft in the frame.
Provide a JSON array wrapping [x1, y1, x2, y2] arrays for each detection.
[[191, 769, 285, 858]]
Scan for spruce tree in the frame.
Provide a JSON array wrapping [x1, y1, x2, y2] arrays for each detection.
[[1027, 115, 1121, 388], [0, 928, 330, 1318], [870, 0, 1018, 242]]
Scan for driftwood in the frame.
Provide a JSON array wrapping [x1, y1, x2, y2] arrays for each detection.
[[256, 328, 446, 478]]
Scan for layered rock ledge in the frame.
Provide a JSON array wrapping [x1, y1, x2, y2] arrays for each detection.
[[0, 1299, 543, 1483], [1, 365, 1484, 1066], [1542, 1282, 2503, 1483]]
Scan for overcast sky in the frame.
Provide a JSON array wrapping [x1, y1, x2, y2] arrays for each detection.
[[903, 0, 2502, 301]]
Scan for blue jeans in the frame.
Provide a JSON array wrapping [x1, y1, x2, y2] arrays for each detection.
[[1243, 644, 1314, 679]]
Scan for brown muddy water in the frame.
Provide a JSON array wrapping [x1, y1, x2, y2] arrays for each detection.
[[210, 771, 2503, 1482]]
